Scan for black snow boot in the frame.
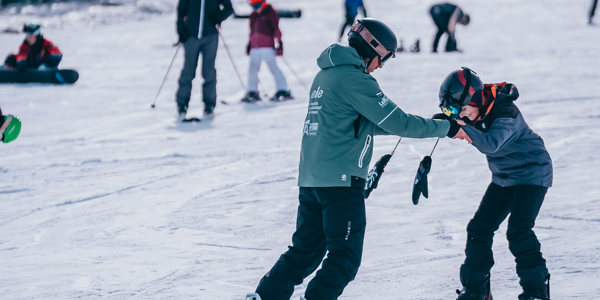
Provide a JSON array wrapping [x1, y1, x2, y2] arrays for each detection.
[[241, 91, 261, 103], [518, 275, 550, 300], [456, 285, 492, 300], [204, 105, 215, 118], [456, 269, 492, 300], [409, 39, 420, 53], [270, 90, 293, 101]]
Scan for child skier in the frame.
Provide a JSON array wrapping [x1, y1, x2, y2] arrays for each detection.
[[241, 0, 293, 103], [3, 24, 62, 71], [437, 67, 552, 300]]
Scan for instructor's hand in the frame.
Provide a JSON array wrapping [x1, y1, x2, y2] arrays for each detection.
[[447, 119, 472, 143]]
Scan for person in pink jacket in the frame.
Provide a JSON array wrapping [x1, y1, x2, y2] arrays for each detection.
[[241, 0, 293, 102]]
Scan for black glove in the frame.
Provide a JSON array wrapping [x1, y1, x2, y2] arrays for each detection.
[[177, 21, 189, 43], [412, 156, 432, 205], [246, 42, 251, 56], [275, 40, 283, 56], [446, 119, 461, 137], [364, 154, 392, 198], [432, 113, 449, 120]]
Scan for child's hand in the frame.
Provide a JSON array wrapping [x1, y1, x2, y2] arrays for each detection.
[[452, 128, 472, 144]]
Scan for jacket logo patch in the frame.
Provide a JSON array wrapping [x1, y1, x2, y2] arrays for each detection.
[[376, 91, 391, 108], [311, 86, 324, 99]]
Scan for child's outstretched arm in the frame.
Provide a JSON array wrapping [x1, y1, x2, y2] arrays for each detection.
[[461, 118, 521, 155]]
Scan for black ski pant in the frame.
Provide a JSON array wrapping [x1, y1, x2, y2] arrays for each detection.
[[460, 183, 549, 291], [430, 10, 456, 52], [176, 34, 218, 113], [256, 182, 366, 300]]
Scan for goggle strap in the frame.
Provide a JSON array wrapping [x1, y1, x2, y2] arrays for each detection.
[[351, 22, 394, 61]]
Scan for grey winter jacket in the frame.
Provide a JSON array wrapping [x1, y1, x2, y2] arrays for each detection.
[[177, 0, 233, 38], [462, 83, 553, 188]]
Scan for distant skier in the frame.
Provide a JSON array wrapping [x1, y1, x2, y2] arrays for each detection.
[[245, 18, 463, 300], [338, 0, 367, 42], [241, 0, 293, 103], [429, 2, 470, 52], [175, 0, 234, 120], [436, 68, 552, 300], [0, 108, 21, 144], [590, 0, 598, 25], [3, 24, 62, 71]]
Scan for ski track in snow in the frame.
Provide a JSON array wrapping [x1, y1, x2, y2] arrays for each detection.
[[1, 0, 600, 299]]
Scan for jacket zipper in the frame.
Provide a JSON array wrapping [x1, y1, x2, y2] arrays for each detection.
[[358, 135, 372, 168]]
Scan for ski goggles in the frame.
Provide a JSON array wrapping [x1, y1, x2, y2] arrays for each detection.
[[351, 22, 395, 65], [441, 105, 460, 117]]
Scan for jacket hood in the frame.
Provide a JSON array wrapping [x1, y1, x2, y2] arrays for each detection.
[[317, 44, 366, 71], [494, 82, 519, 104]]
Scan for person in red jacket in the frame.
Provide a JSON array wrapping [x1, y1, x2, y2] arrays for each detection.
[[241, 0, 293, 103], [3, 24, 62, 71]]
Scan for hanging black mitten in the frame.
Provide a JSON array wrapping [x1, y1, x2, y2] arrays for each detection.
[[412, 155, 432, 205], [364, 154, 392, 199]]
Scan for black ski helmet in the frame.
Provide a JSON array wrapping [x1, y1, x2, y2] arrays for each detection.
[[23, 24, 41, 36], [439, 67, 484, 116], [348, 18, 397, 65]]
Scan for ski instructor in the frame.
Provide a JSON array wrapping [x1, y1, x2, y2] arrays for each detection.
[[246, 18, 464, 300], [175, 0, 233, 120]]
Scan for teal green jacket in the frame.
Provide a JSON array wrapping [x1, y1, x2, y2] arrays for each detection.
[[298, 44, 450, 187]]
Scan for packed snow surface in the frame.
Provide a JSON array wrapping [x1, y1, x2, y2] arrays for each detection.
[[1, 0, 599, 299]]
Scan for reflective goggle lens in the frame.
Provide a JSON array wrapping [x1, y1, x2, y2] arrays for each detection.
[[380, 51, 395, 65], [442, 105, 459, 117]]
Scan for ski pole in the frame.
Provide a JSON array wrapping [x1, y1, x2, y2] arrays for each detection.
[[151, 43, 181, 109], [280, 56, 309, 92], [390, 137, 402, 155], [218, 30, 246, 91], [429, 138, 440, 156]]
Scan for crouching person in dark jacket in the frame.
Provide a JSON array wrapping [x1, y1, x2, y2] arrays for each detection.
[[429, 2, 469, 52], [438, 68, 552, 300]]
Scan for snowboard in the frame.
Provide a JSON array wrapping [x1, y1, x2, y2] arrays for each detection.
[[0, 69, 79, 84], [234, 9, 302, 19]]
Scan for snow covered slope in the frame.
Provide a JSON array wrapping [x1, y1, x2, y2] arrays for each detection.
[[1, 0, 599, 299]]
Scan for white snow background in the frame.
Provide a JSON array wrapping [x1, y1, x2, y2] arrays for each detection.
[[1, 0, 599, 299]]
